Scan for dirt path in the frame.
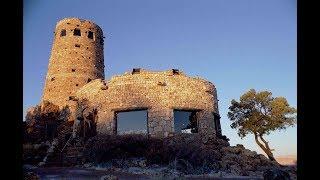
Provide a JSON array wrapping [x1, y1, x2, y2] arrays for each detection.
[[25, 166, 263, 180], [26, 167, 150, 180]]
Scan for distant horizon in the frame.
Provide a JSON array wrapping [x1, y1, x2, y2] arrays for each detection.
[[24, 0, 296, 157]]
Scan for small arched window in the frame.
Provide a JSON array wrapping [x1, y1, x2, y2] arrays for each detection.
[[73, 28, 81, 36], [60, 29, 66, 37]]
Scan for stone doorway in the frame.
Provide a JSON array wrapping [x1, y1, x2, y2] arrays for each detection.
[[173, 110, 199, 133], [114, 109, 148, 135]]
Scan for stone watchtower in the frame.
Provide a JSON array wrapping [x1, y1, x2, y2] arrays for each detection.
[[41, 18, 105, 111]]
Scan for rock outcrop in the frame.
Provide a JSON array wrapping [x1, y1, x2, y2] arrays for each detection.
[[82, 134, 294, 178]]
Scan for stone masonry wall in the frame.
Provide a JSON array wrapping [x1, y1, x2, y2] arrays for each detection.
[[41, 18, 105, 114], [75, 69, 221, 138]]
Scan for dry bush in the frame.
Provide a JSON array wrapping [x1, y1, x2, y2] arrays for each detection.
[[84, 134, 151, 164], [83, 133, 228, 173], [23, 101, 70, 144]]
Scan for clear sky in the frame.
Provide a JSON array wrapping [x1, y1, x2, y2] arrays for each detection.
[[23, 0, 297, 157]]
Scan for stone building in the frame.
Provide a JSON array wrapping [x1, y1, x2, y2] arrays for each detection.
[[40, 17, 222, 138]]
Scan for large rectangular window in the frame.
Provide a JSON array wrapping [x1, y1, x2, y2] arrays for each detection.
[[115, 110, 148, 135], [173, 110, 198, 133]]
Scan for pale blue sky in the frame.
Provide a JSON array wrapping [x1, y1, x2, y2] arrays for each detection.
[[23, 0, 297, 157]]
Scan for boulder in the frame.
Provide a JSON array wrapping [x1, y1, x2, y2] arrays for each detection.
[[221, 153, 241, 163], [174, 159, 194, 174], [241, 149, 257, 158], [127, 167, 143, 174], [208, 171, 223, 178], [83, 163, 93, 168], [39, 100, 60, 117], [229, 144, 245, 154], [138, 159, 147, 168], [100, 174, 118, 180], [241, 164, 255, 172], [24, 172, 40, 180], [229, 164, 242, 175]]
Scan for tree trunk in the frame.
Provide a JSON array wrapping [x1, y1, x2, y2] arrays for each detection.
[[254, 133, 277, 162]]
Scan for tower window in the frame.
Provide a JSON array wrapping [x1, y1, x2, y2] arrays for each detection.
[[75, 44, 80, 48], [88, 31, 94, 39], [172, 69, 180, 75], [51, 77, 55, 81], [73, 28, 81, 36], [76, 84, 79, 87], [72, 69, 76, 72], [60, 29, 66, 37], [132, 68, 141, 74], [87, 78, 92, 83]]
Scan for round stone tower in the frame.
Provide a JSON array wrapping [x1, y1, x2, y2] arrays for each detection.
[[41, 17, 105, 109]]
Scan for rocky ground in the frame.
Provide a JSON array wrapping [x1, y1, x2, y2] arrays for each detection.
[[23, 132, 296, 179], [24, 162, 296, 180], [80, 134, 296, 179], [23, 165, 264, 179], [23, 101, 297, 179]]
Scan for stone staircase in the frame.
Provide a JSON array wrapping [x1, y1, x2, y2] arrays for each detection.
[[42, 149, 63, 167], [62, 146, 85, 166], [38, 136, 85, 167], [38, 139, 60, 167], [61, 137, 86, 166]]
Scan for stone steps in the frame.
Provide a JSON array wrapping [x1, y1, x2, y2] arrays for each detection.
[[61, 146, 85, 165]]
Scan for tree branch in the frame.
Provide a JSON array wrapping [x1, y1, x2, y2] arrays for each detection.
[[259, 135, 272, 151], [254, 133, 268, 152]]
